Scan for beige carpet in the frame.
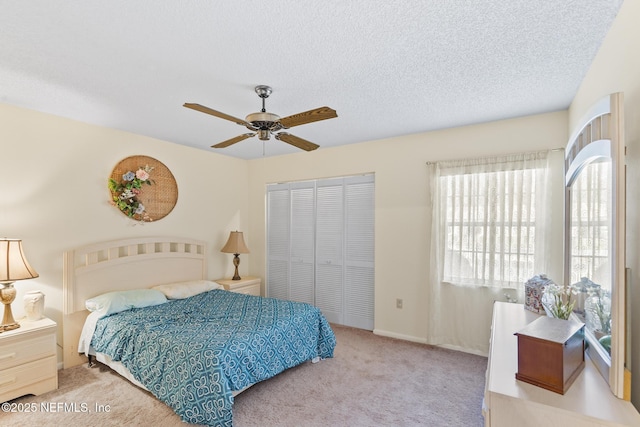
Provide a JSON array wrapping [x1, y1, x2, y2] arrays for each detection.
[[3, 324, 487, 426]]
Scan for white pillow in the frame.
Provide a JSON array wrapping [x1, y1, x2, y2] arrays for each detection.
[[152, 280, 221, 299], [85, 289, 167, 318]]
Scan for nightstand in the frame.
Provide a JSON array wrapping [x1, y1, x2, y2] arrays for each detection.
[[216, 276, 261, 296], [0, 317, 58, 403]]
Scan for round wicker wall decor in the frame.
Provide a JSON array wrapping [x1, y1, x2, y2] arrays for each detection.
[[108, 155, 178, 222]]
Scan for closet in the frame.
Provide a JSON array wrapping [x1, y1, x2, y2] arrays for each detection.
[[266, 174, 374, 330]]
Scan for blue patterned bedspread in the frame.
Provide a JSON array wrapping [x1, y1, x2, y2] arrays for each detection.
[[90, 289, 336, 426]]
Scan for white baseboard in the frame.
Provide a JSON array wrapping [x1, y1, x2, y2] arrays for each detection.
[[373, 329, 427, 344], [437, 343, 488, 357], [373, 328, 488, 357]]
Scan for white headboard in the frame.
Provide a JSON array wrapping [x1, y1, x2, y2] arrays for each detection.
[[62, 236, 207, 368]]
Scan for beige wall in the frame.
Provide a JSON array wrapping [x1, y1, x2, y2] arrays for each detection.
[[2, 96, 566, 365], [569, 0, 640, 407], [6, 0, 635, 372], [0, 103, 250, 363], [248, 111, 567, 353]]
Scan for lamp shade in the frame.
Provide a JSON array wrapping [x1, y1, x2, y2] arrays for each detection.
[[220, 231, 250, 254], [0, 239, 39, 283]]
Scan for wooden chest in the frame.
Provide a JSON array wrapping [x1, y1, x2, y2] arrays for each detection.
[[514, 316, 585, 395]]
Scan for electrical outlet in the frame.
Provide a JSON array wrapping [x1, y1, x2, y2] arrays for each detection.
[[396, 298, 403, 309]]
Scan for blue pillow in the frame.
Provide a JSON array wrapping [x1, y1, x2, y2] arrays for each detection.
[[85, 289, 167, 317]]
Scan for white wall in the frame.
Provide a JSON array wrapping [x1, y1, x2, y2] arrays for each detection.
[[568, 0, 640, 407], [0, 103, 250, 363], [248, 111, 567, 354]]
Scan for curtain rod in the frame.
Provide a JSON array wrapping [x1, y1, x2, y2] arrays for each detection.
[[425, 147, 564, 165]]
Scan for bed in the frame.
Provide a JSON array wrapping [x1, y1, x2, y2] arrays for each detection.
[[62, 236, 336, 426]]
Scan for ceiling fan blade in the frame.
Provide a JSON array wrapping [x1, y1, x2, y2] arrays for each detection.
[[184, 103, 252, 127], [279, 106, 337, 129], [275, 132, 320, 151], [212, 133, 255, 148]]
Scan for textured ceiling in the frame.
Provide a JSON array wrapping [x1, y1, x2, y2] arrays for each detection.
[[0, 1, 623, 159]]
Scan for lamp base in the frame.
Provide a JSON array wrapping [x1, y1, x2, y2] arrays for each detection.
[[0, 322, 19, 332], [0, 282, 20, 332], [232, 253, 242, 280]]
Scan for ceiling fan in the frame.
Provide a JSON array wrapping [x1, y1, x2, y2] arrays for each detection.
[[184, 85, 337, 151]]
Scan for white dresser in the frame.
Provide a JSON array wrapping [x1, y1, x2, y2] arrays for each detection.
[[0, 317, 58, 402], [216, 276, 261, 296], [484, 302, 640, 426]]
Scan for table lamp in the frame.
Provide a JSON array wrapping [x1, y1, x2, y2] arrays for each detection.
[[0, 238, 39, 332], [220, 231, 250, 280]]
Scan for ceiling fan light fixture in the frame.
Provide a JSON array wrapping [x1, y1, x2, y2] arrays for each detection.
[[245, 111, 279, 123], [184, 84, 337, 151], [245, 111, 283, 132]]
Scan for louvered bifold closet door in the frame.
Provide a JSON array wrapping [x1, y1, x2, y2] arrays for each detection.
[[289, 181, 316, 304], [266, 174, 375, 331], [315, 178, 345, 324], [344, 175, 375, 330], [266, 183, 291, 300]]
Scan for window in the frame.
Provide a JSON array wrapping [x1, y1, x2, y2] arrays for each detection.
[[430, 151, 551, 288], [569, 160, 611, 288]]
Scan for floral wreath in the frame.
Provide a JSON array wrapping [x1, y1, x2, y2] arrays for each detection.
[[109, 165, 154, 221]]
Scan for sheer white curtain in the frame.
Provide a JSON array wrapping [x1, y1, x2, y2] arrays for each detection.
[[426, 151, 553, 351]]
